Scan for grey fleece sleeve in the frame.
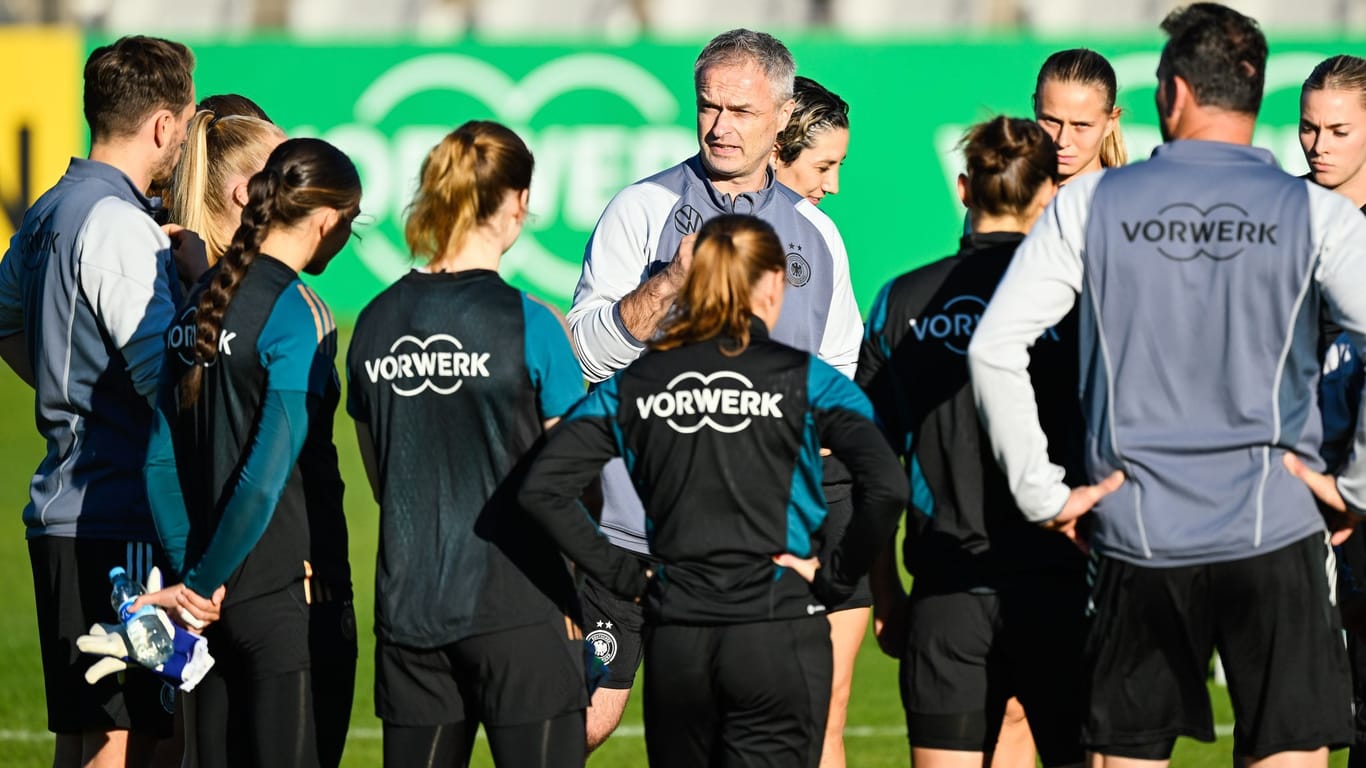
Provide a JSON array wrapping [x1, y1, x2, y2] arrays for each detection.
[[0, 229, 25, 337], [1310, 184, 1366, 513], [967, 173, 1100, 523], [77, 197, 176, 401]]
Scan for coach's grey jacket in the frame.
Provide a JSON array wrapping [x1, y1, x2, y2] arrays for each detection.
[[969, 140, 1366, 567], [567, 155, 862, 553], [0, 158, 178, 541]]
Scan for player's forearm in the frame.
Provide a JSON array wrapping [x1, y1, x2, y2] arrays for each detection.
[[868, 536, 905, 611], [185, 389, 308, 594], [968, 324, 1071, 522], [146, 395, 190, 578], [812, 414, 909, 604]]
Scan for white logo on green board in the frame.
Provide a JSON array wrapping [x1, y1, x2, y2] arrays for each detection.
[[304, 53, 694, 304]]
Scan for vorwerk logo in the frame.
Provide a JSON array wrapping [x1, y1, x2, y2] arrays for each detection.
[[910, 295, 987, 355], [309, 53, 695, 304], [168, 305, 236, 366], [911, 294, 1059, 355], [18, 218, 57, 270], [635, 370, 783, 434], [363, 334, 490, 397], [1122, 202, 1275, 262]]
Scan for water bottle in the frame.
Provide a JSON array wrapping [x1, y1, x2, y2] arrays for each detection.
[[109, 567, 173, 667]]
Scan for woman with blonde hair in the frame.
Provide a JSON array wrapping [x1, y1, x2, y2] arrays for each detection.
[[965, 50, 1127, 766], [520, 213, 907, 767], [1033, 48, 1126, 183], [168, 109, 284, 262], [1302, 53, 1366, 768], [346, 120, 589, 767], [1302, 55, 1366, 209]]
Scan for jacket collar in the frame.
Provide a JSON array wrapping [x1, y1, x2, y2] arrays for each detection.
[[64, 157, 162, 218], [685, 155, 783, 216], [1150, 139, 1278, 168], [959, 231, 1025, 252]]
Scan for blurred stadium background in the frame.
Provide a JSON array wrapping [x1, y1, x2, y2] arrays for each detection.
[[0, 2, 1362, 766], [3, 0, 1366, 36]]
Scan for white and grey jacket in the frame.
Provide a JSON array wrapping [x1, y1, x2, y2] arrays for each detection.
[[969, 140, 1366, 567], [567, 155, 862, 552]]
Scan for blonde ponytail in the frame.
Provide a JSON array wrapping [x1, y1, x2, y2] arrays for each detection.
[[168, 111, 284, 263], [405, 121, 533, 263], [1099, 116, 1128, 168], [169, 111, 214, 248]]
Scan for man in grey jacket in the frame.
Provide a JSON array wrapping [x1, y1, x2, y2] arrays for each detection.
[[969, 4, 1363, 765], [0, 36, 206, 768], [566, 29, 862, 750]]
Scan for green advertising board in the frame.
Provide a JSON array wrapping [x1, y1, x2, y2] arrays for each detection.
[[153, 36, 1363, 316]]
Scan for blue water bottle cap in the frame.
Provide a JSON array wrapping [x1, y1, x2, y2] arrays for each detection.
[[109, 566, 127, 581]]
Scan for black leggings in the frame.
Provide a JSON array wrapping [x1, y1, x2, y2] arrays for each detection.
[[311, 599, 358, 768], [189, 583, 319, 768], [382, 711, 585, 767], [190, 668, 318, 768]]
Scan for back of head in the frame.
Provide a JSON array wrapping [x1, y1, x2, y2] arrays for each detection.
[[84, 35, 195, 142], [180, 137, 360, 407], [960, 116, 1059, 217], [1159, 3, 1267, 116], [1303, 55, 1366, 106], [654, 214, 785, 355], [170, 111, 285, 261], [405, 120, 533, 263], [197, 93, 272, 123], [694, 29, 796, 103], [776, 77, 850, 165], [1034, 48, 1127, 167]]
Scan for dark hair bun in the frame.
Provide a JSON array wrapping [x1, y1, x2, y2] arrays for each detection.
[[959, 116, 1059, 217]]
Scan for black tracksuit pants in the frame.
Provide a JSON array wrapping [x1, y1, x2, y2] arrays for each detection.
[[643, 615, 832, 768]]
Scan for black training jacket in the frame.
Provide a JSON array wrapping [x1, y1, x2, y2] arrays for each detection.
[[859, 232, 1086, 591]]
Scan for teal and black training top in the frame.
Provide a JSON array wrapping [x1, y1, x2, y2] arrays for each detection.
[[146, 255, 343, 605], [346, 269, 585, 648]]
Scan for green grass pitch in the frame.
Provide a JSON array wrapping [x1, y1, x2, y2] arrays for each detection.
[[0, 328, 1347, 766]]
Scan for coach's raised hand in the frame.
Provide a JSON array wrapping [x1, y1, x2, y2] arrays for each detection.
[[663, 232, 697, 289], [616, 233, 698, 341], [1283, 452, 1360, 545]]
